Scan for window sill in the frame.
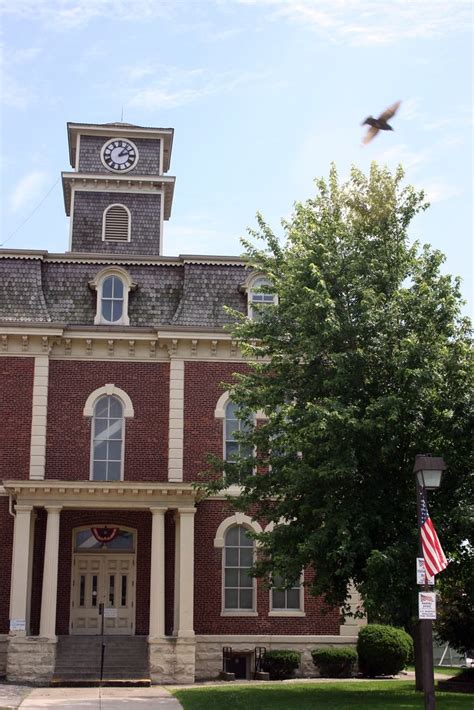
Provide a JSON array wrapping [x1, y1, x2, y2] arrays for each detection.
[[221, 611, 258, 617], [268, 611, 306, 617]]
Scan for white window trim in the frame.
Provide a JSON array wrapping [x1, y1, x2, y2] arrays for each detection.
[[242, 272, 278, 319], [268, 573, 305, 617], [102, 203, 131, 243], [214, 392, 265, 492], [214, 514, 262, 617], [89, 266, 136, 326], [83, 384, 135, 418], [263, 520, 305, 616], [84, 385, 134, 483]]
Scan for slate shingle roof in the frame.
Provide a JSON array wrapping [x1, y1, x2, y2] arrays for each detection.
[[0, 258, 50, 322], [172, 264, 247, 328], [0, 253, 248, 329]]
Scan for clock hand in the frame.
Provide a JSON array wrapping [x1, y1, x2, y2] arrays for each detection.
[[118, 149, 129, 157]]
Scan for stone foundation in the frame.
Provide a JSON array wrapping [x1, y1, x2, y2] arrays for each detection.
[[0, 635, 8, 677], [195, 635, 359, 681], [6, 637, 57, 685], [148, 636, 195, 684]]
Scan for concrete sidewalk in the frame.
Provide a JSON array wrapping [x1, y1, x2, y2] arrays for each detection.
[[2, 686, 183, 710]]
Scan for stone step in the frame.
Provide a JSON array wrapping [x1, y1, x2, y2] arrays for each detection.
[[52, 636, 150, 686]]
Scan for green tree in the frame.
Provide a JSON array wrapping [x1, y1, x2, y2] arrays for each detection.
[[200, 163, 473, 632]]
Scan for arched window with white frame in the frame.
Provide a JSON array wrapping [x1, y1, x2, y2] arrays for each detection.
[[91, 395, 124, 481], [224, 525, 255, 612], [247, 275, 277, 319], [102, 204, 131, 243], [214, 514, 262, 616], [89, 267, 136, 326], [84, 385, 135, 482], [224, 400, 253, 462]]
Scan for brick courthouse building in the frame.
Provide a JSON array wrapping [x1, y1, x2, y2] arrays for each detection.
[[0, 122, 362, 685]]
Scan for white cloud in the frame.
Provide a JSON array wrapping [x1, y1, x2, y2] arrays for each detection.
[[9, 171, 50, 212], [125, 65, 266, 111], [373, 143, 430, 172], [0, 0, 175, 30], [238, 0, 472, 46], [422, 179, 461, 204]]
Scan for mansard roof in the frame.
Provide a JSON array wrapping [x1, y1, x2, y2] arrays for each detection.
[[0, 250, 248, 329]]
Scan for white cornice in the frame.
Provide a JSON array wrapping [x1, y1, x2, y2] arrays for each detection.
[[0, 249, 245, 267], [3, 479, 198, 509], [61, 172, 175, 220]]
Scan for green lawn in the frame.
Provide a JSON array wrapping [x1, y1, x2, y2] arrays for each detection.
[[172, 680, 472, 709]]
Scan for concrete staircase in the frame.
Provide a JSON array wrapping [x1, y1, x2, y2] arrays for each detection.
[[52, 636, 150, 686]]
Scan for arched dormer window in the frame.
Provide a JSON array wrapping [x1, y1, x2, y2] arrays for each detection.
[[89, 267, 136, 326], [242, 273, 277, 320], [102, 204, 131, 243], [83, 384, 134, 482]]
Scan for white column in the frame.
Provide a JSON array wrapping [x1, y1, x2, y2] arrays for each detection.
[[39, 506, 62, 639], [175, 508, 196, 638], [29, 355, 49, 480], [9, 505, 34, 636], [149, 507, 167, 638], [168, 359, 184, 482]]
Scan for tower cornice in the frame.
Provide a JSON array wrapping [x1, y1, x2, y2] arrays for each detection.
[[61, 172, 175, 220]]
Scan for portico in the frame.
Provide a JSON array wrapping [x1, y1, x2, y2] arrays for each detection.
[[3, 480, 198, 684]]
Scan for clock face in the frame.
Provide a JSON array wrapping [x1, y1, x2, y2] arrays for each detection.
[[101, 138, 138, 173]]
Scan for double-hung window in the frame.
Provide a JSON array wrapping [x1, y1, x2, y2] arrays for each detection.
[[91, 395, 124, 481], [224, 526, 255, 612]]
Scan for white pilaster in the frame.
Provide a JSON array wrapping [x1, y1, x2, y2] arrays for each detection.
[[168, 359, 184, 482], [175, 508, 196, 638], [39, 507, 62, 639], [149, 507, 167, 638], [9, 505, 34, 636], [29, 355, 49, 480]]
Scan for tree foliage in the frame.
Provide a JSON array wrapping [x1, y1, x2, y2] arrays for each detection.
[[200, 163, 473, 631]]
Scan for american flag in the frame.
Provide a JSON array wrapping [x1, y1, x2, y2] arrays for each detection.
[[419, 487, 448, 578]]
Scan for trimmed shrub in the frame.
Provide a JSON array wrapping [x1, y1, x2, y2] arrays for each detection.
[[311, 647, 357, 678], [357, 624, 413, 676], [261, 650, 301, 680]]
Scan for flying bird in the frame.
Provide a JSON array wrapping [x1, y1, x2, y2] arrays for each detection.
[[362, 101, 401, 145]]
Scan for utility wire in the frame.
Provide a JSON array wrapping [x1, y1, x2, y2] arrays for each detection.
[[1, 177, 61, 247]]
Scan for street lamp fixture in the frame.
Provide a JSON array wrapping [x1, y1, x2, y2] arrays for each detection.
[[414, 455, 446, 491], [413, 453, 447, 710]]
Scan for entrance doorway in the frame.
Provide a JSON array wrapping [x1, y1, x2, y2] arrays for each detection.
[[70, 526, 136, 635]]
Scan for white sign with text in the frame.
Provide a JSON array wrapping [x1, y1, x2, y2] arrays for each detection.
[[419, 592, 436, 620]]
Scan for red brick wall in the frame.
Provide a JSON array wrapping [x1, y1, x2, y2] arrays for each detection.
[[194, 500, 340, 635], [46, 361, 169, 482], [56, 510, 151, 635], [0, 357, 34, 481], [183, 362, 249, 482], [0, 498, 14, 633]]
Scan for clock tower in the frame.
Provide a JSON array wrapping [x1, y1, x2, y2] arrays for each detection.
[[62, 122, 175, 256]]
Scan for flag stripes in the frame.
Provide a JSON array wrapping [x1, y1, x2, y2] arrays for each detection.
[[419, 487, 448, 578]]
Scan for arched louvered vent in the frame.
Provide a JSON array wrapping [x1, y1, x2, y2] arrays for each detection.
[[103, 205, 130, 242]]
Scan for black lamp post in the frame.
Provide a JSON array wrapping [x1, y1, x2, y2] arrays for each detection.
[[413, 454, 446, 710]]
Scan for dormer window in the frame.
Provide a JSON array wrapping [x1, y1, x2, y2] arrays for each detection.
[[103, 204, 131, 243], [246, 275, 277, 319], [89, 267, 136, 326], [101, 275, 124, 322]]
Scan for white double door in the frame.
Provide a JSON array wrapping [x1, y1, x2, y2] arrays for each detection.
[[71, 554, 135, 635]]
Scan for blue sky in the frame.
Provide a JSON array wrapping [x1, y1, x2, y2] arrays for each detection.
[[1, 0, 472, 313]]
